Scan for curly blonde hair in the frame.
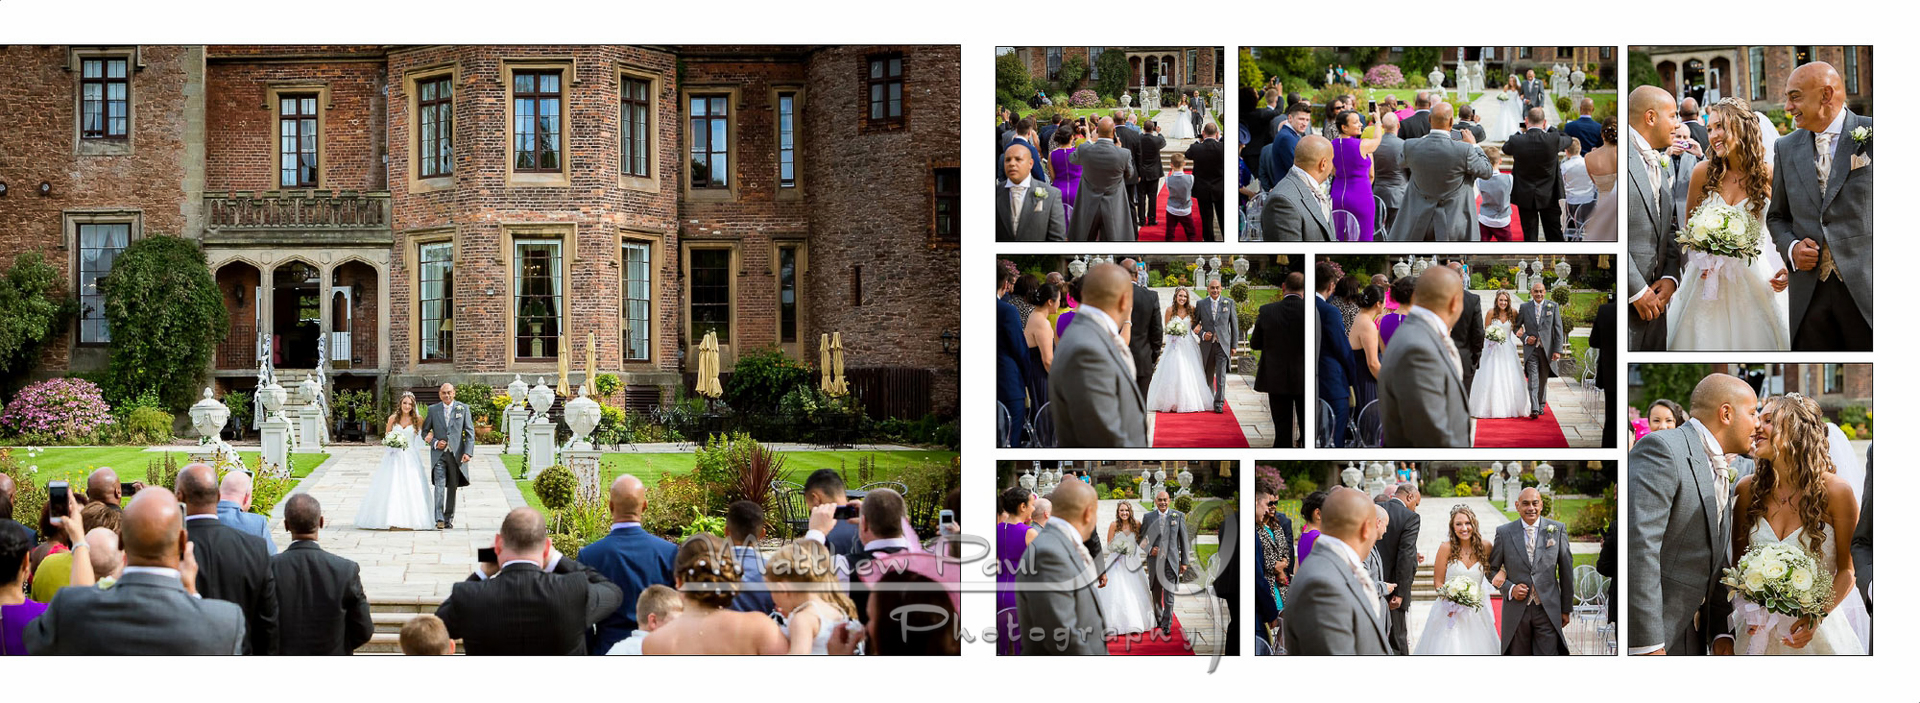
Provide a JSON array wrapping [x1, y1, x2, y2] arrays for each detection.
[[765, 539, 855, 618], [1445, 504, 1490, 568], [1703, 98, 1772, 223], [674, 533, 742, 609], [1747, 394, 1835, 557]]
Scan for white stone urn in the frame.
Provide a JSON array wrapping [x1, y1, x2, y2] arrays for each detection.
[[1535, 461, 1555, 492], [507, 373, 529, 406], [189, 387, 229, 442], [300, 374, 322, 406], [259, 381, 288, 420], [563, 384, 600, 449], [1019, 466, 1036, 492], [1067, 255, 1087, 279], [1392, 257, 1411, 280], [1553, 258, 1572, 281], [528, 377, 555, 423], [1176, 465, 1194, 492], [1153, 467, 1167, 487], [1340, 461, 1363, 488]]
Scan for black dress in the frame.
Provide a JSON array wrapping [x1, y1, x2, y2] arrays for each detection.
[[1349, 343, 1377, 419]]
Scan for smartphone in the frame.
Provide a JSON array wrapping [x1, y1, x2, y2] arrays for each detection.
[[939, 509, 955, 526], [1367, 100, 1377, 114], [46, 481, 69, 523], [833, 504, 861, 520], [121, 481, 137, 496], [477, 547, 498, 564]]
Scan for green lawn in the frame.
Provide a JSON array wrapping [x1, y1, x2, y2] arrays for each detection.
[[1501, 497, 1602, 524], [9, 447, 331, 488], [507, 450, 958, 510], [1197, 543, 1219, 569], [1573, 553, 1598, 571]]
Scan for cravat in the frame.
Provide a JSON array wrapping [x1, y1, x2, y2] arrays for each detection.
[[1638, 145, 1663, 211], [1526, 523, 1537, 560], [1812, 133, 1841, 282], [1348, 557, 1382, 620], [1709, 453, 1731, 523], [1009, 185, 1026, 238]]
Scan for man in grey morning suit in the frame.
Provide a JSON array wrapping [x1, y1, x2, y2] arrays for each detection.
[[996, 142, 1067, 241], [1378, 267, 1472, 447], [1625, 86, 1682, 351], [1261, 134, 1335, 241], [1281, 488, 1392, 655], [1769, 61, 1873, 351], [1069, 118, 1137, 242], [1388, 103, 1492, 242], [1049, 263, 1148, 447], [1372, 112, 1407, 231], [1518, 282, 1565, 420], [1016, 479, 1108, 654], [1626, 374, 1754, 655], [1486, 488, 1576, 654], [1195, 278, 1239, 413], [425, 382, 475, 529]]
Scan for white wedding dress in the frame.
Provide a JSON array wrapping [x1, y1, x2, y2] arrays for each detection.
[[1468, 319, 1530, 418], [1096, 529, 1156, 636], [1412, 559, 1501, 654], [1145, 314, 1214, 413], [1667, 193, 1791, 350], [354, 424, 436, 530], [1489, 89, 1525, 143], [1826, 423, 1872, 652], [1168, 106, 1196, 139], [1731, 520, 1865, 655]]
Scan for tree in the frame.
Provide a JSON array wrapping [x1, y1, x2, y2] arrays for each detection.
[[1395, 47, 1443, 87], [1238, 48, 1266, 90], [1057, 56, 1087, 91], [98, 235, 228, 410], [0, 252, 77, 387], [1628, 51, 1661, 93], [995, 51, 1033, 108], [1632, 364, 1710, 412], [1093, 49, 1130, 101]]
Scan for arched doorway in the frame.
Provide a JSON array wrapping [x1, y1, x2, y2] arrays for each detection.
[[1144, 56, 1160, 87], [214, 261, 261, 370], [1682, 59, 1708, 107], [1656, 60, 1678, 96], [1709, 56, 1733, 103], [1161, 54, 1175, 86], [330, 260, 378, 369], [1129, 56, 1142, 87], [272, 261, 321, 369]]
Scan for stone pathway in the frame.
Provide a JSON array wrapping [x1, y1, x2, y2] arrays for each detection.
[[268, 445, 518, 599]]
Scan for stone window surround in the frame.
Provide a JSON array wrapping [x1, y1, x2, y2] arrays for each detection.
[[773, 85, 805, 201], [861, 50, 909, 133], [401, 62, 459, 194], [68, 46, 140, 157], [263, 82, 333, 190], [620, 229, 666, 365], [407, 227, 457, 366], [616, 64, 666, 194], [680, 85, 742, 202], [63, 209, 143, 347], [681, 240, 739, 364], [927, 160, 960, 249], [773, 239, 807, 353], [500, 58, 578, 188], [500, 222, 577, 368]]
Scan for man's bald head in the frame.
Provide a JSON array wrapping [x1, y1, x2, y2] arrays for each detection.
[[609, 474, 647, 520], [1429, 101, 1453, 129], [1320, 487, 1375, 542], [1412, 265, 1465, 328], [0, 472, 18, 502], [85, 527, 121, 577], [1414, 91, 1430, 109], [1380, 112, 1399, 132], [121, 488, 185, 567], [1690, 373, 1756, 422], [1678, 97, 1700, 120], [1295, 133, 1333, 169], [87, 467, 120, 506], [1096, 117, 1115, 139], [1785, 61, 1847, 132], [1373, 504, 1390, 531], [176, 463, 219, 511], [1031, 497, 1052, 522], [1002, 142, 1033, 184], [1579, 98, 1594, 116], [1628, 86, 1677, 149], [1081, 263, 1132, 316], [1049, 478, 1097, 534], [219, 471, 252, 504]]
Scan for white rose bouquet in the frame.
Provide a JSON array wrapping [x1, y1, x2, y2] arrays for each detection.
[[1110, 538, 1136, 557], [1485, 326, 1507, 344], [1440, 575, 1483, 611], [1721, 541, 1834, 654], [381, 429, 411, 449], [1166, 319, 1190, 337], [1678, 199, 1764, 262]]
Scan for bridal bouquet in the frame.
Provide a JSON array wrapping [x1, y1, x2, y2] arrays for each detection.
[[1678, 199, 1764, 263], [1439, 575, 1483, 611], [1496, 93, 1511, 101], [1721, 541, 1834, 654], [381, 429, 410, 449], [1110, 539, 1136, 557], [1485, 326, 1507, 344], [1166, 319, 1189, 337]]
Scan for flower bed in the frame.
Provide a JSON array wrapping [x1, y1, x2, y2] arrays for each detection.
[[1, 378, 113, 442]]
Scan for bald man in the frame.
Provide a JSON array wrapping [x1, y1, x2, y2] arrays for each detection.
[[1281, 487, 1391, 654], [27, 488, 249, 655], [1626, 85, 1682, 351], [577, 474, 679, 654], [271, 493, 374, 654], [1069, 117, 1138, 241], [437, 507, 623, 655], [1626, 373, 1757, 655], [1049, 263, 1148, 446], [86, 467, 129, 508], [1564, 97, 1603, 154], [216, 470, 278, 555], [1014, 478, 1107, 654], [1372, 112, 1407, 229], [1378, 266, 1472, 446], [424, 381, 475, 529], [1260, 134, 1335, 241], [997, 141, 1067, 241], [1486, 487, 1575, 654], [1771, 60, 1873, 351], [180, 463, 279, 654], [1389, 101, 1491, 242]]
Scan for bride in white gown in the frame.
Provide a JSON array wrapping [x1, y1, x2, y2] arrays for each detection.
[[354, 391, 436, 530], [1487, 75, 1527, 143], [1731, 394, 1864, 655], [1413, 505, 1503, 654], [1668, 98, 1790, 351], [1168, 98, 1197, 139], [1096, 501, 1156, 636], [1145, 287, 1214, 413], [1468, 291, 1531, 419]]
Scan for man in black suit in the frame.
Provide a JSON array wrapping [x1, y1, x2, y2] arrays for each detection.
[[1444, 259, 1485, 393], [1251, 272, 1306, 448], [1398, 92, 1433, 140], [270, 493, 373, 655], [179, 463, 278, 655], [1119, 257, 1163, 399], [1503, 108, 1574, 242], [1186, 123, 1226, 241], [1852, 447, 1872, 619], [1134, 120, 1167, 226], [437, 507, 623, 655], [1591, 293, 1618, 447], [1678, 97, 1708, 148], [1453, 105, 1487, 144], [1114, 111, 1145, 237], [1381, 483, 1421, 654]]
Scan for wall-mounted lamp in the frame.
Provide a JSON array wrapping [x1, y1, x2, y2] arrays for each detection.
[[231, 285, 246, 305], [38, 181, 52, 197], [940, 329, 957, 355], [0, 182, 9, 197]]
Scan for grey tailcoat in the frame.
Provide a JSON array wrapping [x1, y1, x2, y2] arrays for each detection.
[[1377, 313, 1471, 447], [1627, 426, 1734, 654], [26, 571, 248, 655], [1372, 133, 1408, 209], [1387, 131, 1492, 242], [424, 401, 474, 487], [1260, 168, 1333, 242], [1485, 517, 1576, 653], [1626, 143, 1680, 351], [1767, 111, 1873, 335], [1015, 520, 1109, 654], [1518, 299, 1565, 358], [1068, 139, 1138, 242], [1049, 312, 1148, 447], [1193, 293, 1239, 362], [996, 180, 1068, 242], [1281, 542, 1393, 655]]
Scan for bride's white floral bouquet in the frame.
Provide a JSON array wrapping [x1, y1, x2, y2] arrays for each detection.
[[1109, 538, 1136, 557], [1166, 319, 1189, 337], [1496, 93, 1511, 101], [381, 429, 410, 449], [1485, 326, 1507, 344], [1439, 575, 1483, 611], [1722, 541, 1834, 654], [1678, 199, 1764, 263]]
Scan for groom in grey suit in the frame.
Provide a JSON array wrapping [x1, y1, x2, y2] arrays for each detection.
[[1518, 282, 1565, 420], [1486, 488, 1575, 654], [1140, 489, 1191, 635], [1379, 267, 1472, 447], [1259, 135, 1335, 241], [424, 382, 475, 529], [1281, 488, 1392, 654], [1625, 86, 1682, 351], [1049, 264, 1148, 447], [1016, 479, 1108, 654], [1769, 62, 1872, 351], [1627, 374, 1755, 655], [1387, 103, 1492, 242], [1196, 278, 1239, 414]]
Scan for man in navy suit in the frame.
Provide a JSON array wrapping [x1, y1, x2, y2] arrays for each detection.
[[996, 265, 1030, 445], [577, 475, 678, 655], [1314, 261, 1355, 447], [1260, 103, 1311, 191], [803, 468, 863, 560], [216, 472, 277, 556], [1563, 98, 1603, 154]]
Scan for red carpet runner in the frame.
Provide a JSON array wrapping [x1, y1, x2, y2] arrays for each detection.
[[1473, 403, 1570, 448], [1136, 171, 1207, 243], [1152, 402, 1249, 448], [1106, 614, 1196, 655]]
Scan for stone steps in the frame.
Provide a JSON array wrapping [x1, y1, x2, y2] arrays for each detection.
[[356, 594, 463, 654]]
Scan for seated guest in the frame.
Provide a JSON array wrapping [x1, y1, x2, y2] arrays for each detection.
[[400, 614, 453, 655], [642, 533, 786, 654], [766, 540, 858, 654], [606, 584, 685, 655], [270, 493, 374, 655], [217, 471, 277, 555], [4, 493, 93, 655], [725, 500, 775, 615], [803, 469, 861, 559], [437, 507, 623, 655], [180, 463, 278, 655], [26, 488, 244, 655], [828, 571, 962, 656], [577, 475, 677, 655], [30, 499, 118, 601]]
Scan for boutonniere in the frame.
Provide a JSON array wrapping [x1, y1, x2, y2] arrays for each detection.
[[1851, 126, 1871, 147], [1545, 524, 1558, 535], [1722, 466, 1738, 485], [1658, 155, 1671, 169]]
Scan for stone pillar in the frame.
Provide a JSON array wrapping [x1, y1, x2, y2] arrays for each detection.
[[505, 407, 529, 456], [296, 405, 324, 452], [1488, 469, 1506, 504], [527, 422, 557, 478], [261, 414, 293, 473]]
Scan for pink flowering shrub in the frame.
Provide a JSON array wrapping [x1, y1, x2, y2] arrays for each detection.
[[1365, 64, 1405, 88], [1069, 89, 1099, 108], [1, 378, 113, 442]]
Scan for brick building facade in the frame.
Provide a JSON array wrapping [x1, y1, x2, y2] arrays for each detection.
[[1639, 46, 1872, 113], [1003, 46, 1225, 97], [0, 45, 960, 418]]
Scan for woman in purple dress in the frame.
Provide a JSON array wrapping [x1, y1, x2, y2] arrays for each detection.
[[1378, 275, 1414, 348], [1329, 110, 1388, 241], [1295, 489, 1330, 565], [995, 486, 1038, 655], [2, 495, 93, 656], [1047, 128, 1081, 231]]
